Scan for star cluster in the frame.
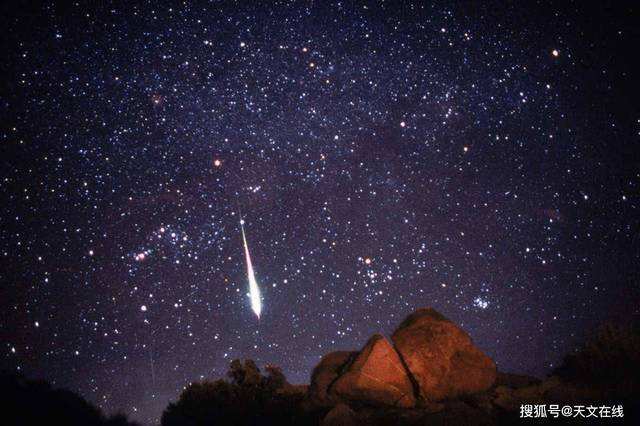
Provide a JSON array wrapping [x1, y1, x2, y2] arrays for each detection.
[[1, 2, 638, 424]]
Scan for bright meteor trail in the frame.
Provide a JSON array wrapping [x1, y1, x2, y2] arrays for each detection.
[[240, 218, 262, 318]]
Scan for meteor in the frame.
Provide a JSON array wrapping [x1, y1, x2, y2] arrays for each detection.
[[240, 218, 262, 318]]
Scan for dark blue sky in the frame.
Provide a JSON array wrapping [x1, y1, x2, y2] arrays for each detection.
[[1, 1, 638, 424]]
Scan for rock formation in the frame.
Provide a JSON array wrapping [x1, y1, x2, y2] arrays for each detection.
[[391, 308, 497, 400], [320, 403, 358, 426], [159, 306, 639, 425], [329, 334, 416, 407], [309, 307, 496, 413], [305, 307, 637, 425], [309, 350, 355, 405]]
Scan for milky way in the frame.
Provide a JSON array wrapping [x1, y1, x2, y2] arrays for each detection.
[[1, 2, 638, 424]]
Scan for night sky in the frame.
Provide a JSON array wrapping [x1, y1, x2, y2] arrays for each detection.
[[1, 1, 638, 424]]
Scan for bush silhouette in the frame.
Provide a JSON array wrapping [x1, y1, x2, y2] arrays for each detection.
[[0, 373, 138, 426], [553, 322, 640, 397], [161, 360, 320, 426]]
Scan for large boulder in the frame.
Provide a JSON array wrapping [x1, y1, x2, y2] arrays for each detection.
[[391, 308, 496, 401], [321, 403, 358, 426], [309, 351, 356, 405], [329, 334, 416, 408], [492, 377, 561, 411]]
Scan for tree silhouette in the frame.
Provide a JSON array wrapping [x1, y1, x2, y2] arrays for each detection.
[[553, 322, 640, 398], [0, 373, 138, 426], [161, 359, 320, 426]]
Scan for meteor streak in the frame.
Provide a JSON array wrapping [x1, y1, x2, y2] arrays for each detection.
[[240, 218, 262, 318]]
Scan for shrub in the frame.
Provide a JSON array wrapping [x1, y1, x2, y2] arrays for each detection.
[[553, 322, 640, 396], [0, 373, 138, 426], [161, 360, 318, 426]]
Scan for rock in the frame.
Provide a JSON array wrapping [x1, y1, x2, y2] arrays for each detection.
[[539, 376, 563, 393], [391, 308, 497, 401], [276, 383, 308, 397], [417, 400, 446, 413], [492, 378, 559, 412], [491, 375, 552, 412], [321, 403, 358, 426], [491, 385, 519, 411], [309, 351, 356, 405], [495, 372, 541, 389], [435, 401, 494, 426], [329, 334, 416, 408], [465, 391, 494, 413], [540, 376, 602, 404]]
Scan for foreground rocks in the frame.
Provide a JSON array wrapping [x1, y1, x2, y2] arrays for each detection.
[[309, 351, 356, 405], [330, 334, 416, 408], [321, 403, 358, 426], [305, 307, 640, 425], [160, 306, 639, 426], [308, 307, 507, 424], [310, 307, 496, 411], [391, 308, 497, 401]]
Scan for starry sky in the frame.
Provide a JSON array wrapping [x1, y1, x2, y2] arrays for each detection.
[[1, 1, 638, 424]]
